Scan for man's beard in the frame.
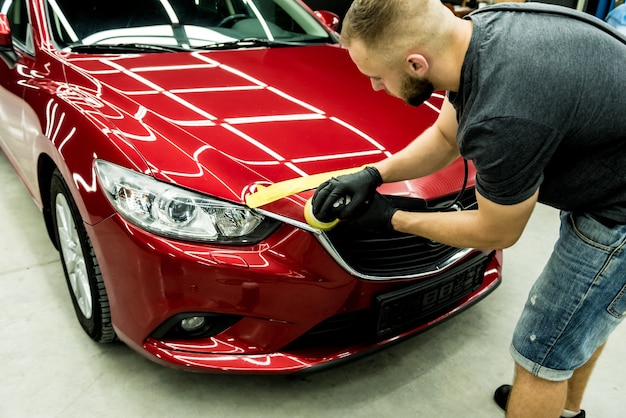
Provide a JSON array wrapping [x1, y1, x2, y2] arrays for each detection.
[[400, 73, 435, 107]]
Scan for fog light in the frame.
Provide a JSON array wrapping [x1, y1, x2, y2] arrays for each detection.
[[151, 313, 242, 340], [180, 316, 206, 332]]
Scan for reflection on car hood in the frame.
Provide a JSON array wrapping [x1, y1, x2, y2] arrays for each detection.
[[63, 46, 448, 220]]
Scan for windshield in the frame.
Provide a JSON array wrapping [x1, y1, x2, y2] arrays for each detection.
[[44, 0, 336, 52]]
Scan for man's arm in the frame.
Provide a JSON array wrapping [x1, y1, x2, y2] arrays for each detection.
[[374, 97, 461, 182], [311, 97, 461, 221], [374, 97, 537, 249], [391, 189, 539, 249]]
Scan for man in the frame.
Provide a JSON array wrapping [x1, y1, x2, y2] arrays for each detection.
[[311, 1, 626, 417]]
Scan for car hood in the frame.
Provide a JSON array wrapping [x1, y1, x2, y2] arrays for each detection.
[[64, 46, 461, 221]]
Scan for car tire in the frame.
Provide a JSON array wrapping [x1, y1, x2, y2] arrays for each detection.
[[50, 169, 116, 343]]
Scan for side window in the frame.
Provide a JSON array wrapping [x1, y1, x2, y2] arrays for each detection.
[[0, 0, 33, 53]]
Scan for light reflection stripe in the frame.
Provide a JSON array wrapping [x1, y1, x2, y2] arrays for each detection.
[[132, 63, 218, 72], [225, 113, 325, 125], [329, 117, 387, 151], [291, 150, 383, 164], [267, 86, 325, 114], [221, 123, 286, 162], [169, 85, 264, 94]]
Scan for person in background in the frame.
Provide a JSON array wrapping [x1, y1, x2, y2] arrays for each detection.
[[312, 1, 626, 417], [607, 2, 626, 34]]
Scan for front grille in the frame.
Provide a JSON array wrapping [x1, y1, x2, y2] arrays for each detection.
[[324, 189, 477, 278]]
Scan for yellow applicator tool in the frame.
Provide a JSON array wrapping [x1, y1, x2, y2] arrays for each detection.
[[303, 197, 340, 231], [245, 166, 365, 230]]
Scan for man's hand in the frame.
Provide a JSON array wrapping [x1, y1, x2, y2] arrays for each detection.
[[350, 192, 398, 232], [312, 166, 383, 222]]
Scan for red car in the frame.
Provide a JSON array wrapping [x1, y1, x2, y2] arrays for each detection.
[[0, 0, 501, 373]]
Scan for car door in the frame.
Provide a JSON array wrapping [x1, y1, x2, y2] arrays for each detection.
[[0, 0, 42, 195]]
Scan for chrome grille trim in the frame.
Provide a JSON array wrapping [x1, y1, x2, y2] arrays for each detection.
[[315, 236, 474, 281]]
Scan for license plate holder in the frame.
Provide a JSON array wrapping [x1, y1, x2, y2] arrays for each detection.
[[375, 254, 488, 337]]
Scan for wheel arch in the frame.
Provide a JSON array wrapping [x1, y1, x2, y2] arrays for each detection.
[[38, 153, 59, 249]]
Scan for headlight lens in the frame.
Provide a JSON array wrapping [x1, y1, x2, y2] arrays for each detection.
[[95, 160, 279, 244]]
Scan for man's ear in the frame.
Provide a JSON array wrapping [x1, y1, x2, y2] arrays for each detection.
[[406, 54, 429, 77]]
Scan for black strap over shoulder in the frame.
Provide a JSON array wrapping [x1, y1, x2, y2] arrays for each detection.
[[468, 3, 626, 44]]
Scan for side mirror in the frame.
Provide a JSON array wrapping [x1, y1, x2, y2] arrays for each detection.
[[314, 10, 340, 32], [0, 14, 12, 47], [0, 14, 17, 66]]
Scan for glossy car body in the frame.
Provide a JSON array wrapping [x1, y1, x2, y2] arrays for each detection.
[[0, 0, 502, 373]]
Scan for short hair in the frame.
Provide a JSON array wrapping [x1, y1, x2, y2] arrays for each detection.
[[341, 0, 451, 63]]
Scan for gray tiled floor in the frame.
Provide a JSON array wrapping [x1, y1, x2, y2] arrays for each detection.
[[1, 151, 624, 418]]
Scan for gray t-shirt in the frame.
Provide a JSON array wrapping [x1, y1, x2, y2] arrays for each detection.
[[449, 4, 626, 224]]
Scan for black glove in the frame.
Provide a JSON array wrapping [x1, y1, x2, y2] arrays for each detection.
[[349, 192, 398, 232], [312, 166, 383, 222]]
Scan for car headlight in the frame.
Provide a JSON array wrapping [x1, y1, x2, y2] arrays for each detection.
[[95, 160, 279, 244]]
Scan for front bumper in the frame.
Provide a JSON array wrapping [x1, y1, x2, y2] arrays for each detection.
[[89, 215, 502, 374], [143, 252, 500, 373]]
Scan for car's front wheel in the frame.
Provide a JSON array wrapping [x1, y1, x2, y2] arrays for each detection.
[[50, 169, 115, 343]]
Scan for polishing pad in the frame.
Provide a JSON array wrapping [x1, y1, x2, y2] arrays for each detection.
[[304, 198, 339, 231]]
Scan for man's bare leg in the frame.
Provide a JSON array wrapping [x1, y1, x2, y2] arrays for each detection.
[[564, 343, 606, 412], [506, 364, 567, 418], [506, 343, 607, 417]]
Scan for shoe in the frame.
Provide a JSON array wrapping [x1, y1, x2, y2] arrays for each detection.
[[493, 384, 586, 417], [493, 384, 511, 411]]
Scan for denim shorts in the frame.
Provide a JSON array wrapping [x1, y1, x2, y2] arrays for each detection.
[[511, 211, 626, 381]]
